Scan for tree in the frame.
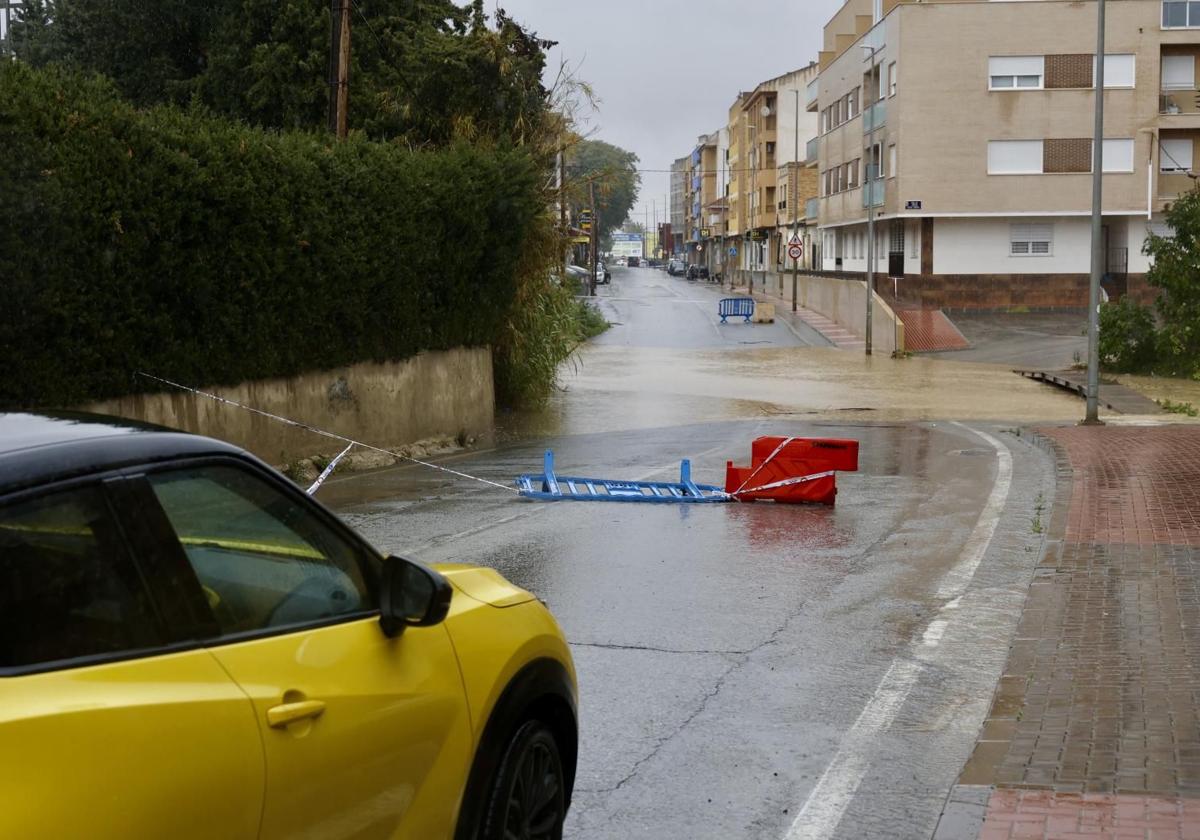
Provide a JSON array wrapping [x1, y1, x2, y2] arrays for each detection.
[[1143, 188, 1200, 377], [11, 0, 557, 148], [566, 139, 639, 247], [12, 0, 223, 106]]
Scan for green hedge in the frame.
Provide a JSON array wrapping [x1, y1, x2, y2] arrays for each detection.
[[0, 63, 542, 407]]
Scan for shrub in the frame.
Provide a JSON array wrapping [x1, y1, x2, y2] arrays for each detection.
[[1098, 298, 1158, 373], [0, 63, 543, 407]]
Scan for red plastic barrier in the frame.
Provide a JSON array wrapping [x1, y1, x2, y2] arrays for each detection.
[[725, 437, 859, 504]]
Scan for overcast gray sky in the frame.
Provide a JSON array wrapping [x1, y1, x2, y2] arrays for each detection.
[[496, 0, 845, 228]]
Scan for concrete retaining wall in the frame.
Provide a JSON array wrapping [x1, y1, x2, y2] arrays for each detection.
[[81, 347, 495, 466], [798, 274, 905, 356]]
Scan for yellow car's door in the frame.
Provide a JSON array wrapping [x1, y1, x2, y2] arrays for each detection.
[[0, 481, 264, 840], [142, 461, 474, 840]]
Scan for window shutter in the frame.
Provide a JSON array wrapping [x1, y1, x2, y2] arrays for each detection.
[[1162, 55, 1196, 90]]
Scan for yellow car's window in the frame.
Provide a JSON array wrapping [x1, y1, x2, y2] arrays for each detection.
[[0, 485, 162, 670], [147, 466, 373, 636]]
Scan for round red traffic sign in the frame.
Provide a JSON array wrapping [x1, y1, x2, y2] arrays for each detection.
[[787, 244, 803, 261]]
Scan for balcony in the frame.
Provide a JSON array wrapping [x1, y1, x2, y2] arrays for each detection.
[[1161, 89, 1200, 115], [805, 136, 819, 165], [861, 179, 885, 208], [863, 100, 886, 134], [805, 197, 819, 221], [805, 77, 819, 112]]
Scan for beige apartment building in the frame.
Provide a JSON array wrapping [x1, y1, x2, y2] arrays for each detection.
[[723, 65, 821, 285], [810, 0, 1199, 308], [685, 130, 726, 271]]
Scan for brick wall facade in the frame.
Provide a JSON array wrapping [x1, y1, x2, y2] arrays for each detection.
[[1044, 138, 1092, 173], [1045, 53, 1094, 89], [883, 272, 1150, 310]]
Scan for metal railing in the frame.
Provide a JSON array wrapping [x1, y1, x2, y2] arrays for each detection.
[[805, 77, 819, 107], [806, 136, 819, 164]]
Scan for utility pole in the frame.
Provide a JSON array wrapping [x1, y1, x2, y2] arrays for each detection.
[[589, 180, 598, 297], [327, 0, 351, 137], [1084, 0, 1106, 425], [791, 88, 800, 313], [559, 150, 568, 275], [863, 43, 880, 356]]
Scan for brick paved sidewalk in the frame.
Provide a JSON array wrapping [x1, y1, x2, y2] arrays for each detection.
[[935, 426, 1200, 839]]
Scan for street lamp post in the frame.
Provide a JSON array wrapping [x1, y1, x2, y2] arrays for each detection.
[[1084, 0, 1106, 425], [862, 42, 880, 357], [792, 88, 800, 313]]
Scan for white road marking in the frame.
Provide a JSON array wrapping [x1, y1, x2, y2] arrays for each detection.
[[783, 423, 1012, 840], [936, 423, 1014, 600], [922, 619, 948, 647]]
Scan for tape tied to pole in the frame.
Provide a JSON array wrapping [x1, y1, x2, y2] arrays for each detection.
[[306, 443, 354, 496]]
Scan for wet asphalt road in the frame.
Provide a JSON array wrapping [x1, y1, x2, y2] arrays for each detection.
[[323, 267, 1056, 839]]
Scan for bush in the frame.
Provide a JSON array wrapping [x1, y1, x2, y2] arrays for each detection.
[[0, 63, 543, 407], [1098, 298, 1159, 372]]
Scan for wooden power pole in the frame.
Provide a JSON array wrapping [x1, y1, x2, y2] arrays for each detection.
[[328, 0, 351, 138], [589, 181, 598, 297]]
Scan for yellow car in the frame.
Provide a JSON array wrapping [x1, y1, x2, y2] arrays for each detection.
[[0, 411, 577, 840]]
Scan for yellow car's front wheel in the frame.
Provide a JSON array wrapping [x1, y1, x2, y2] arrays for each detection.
[[482, 719, 568, 840]]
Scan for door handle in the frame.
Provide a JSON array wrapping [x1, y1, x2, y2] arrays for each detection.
[[266, 699, 326, 729]]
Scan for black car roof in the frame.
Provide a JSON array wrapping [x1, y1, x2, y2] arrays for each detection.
[[0, 411, 245, 495]]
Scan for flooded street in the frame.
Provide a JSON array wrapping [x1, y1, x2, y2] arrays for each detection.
[[322, 267, 1065, 839]]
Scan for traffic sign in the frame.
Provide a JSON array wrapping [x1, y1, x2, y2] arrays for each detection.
[[788, 244, 803, 261], [788, 233, 802, 247]]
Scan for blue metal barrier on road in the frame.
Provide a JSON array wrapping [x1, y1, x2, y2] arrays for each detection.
[[719, 298, 755, 323], [516, 450, 728, 503]]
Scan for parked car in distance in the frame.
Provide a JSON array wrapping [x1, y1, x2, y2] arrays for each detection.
[[595, 262, 611, 284], [0, 411, 578, 840], [626, 256, 640, 267], [616, 258, 627, 267], [687, 264, 710, 281], [667, 258, 686, 276]]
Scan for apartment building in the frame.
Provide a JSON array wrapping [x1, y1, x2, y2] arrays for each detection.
[[685, 129, 727, 271], [669, 157, 687, 256], [810, 0, 1198, 308]]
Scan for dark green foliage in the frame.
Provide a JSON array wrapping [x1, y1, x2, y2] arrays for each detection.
[[0, 63, 542, 407], [1143, 188, 1200, 378], [1098, 297, 1159, 372], [11, 0, 556, 146]]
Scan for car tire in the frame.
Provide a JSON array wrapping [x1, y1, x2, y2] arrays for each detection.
[[480, 719, 567, 840]]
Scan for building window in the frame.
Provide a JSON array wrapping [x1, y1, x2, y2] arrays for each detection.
[[1163, 1, 1200, 28], [1102, 139, 1135, 173], [1011, 223, 1053, 256], [847, 159, 859, 189], [1162, 54, 1196, 89], [1099, 54, 1136, 88], [889, 221, 904, 253], [988, 140, 1044, 174], [1160, 138, 1194, 172], [888, 62, 897, 96], [848, 87, 859, 119], [989, 56, 1044, 90]]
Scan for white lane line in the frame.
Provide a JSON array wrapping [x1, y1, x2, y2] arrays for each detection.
[[783, 423, 1012, 840], [936, 423, 1013, 600]]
